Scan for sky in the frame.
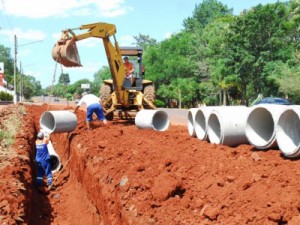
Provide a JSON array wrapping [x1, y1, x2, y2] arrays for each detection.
[[0, 0, 282, 88]]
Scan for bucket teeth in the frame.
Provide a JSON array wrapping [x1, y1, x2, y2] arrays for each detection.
[[52, 38, 82, 67]]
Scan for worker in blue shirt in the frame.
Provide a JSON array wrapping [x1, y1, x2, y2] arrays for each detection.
[[35, 132, 54, 190]]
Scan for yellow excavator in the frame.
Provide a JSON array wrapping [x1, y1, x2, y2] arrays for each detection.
[[52, 22, 156, 120]]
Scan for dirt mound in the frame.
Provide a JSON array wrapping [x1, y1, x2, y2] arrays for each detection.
[[0, 104, 300, 225]]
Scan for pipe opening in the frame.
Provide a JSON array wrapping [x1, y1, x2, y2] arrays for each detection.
[[207, 113, 221, 144], [152, 111, 169, 131], [194, 110, 206, 140], [187, 111, 195, 136], [187, 108, 198, 137], [40, 112, 55, 133], [50, 155, 61, 172], [246, 108, 274, 147], [277, 109, 300, 158]]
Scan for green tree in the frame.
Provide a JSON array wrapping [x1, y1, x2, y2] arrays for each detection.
[[271, 52, 300, 103], [58, 73, 70, 85], [70, 79, 92, 96], [157, 78, 198, 108], [23, 75, 42, 99], [221, 2, 292, 105], [0, 44, 14, 88], [92, 66, 110, 94], [194, 16, 235, 105], [133, 34, 158, 50], [144, 31, 196, 89], [183, 0, 233, 31]]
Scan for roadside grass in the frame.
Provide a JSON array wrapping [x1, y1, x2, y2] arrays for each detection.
[[0, 105, 25, 148]]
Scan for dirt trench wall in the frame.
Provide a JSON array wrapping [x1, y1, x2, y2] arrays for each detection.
[[0, 105, 37, 224], [51, 131, 130, 225]]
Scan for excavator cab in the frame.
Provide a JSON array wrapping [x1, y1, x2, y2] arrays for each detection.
[[119, 46, 144, 90]]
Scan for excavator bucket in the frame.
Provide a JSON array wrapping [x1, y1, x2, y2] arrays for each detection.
[[52, 38, 82, 67]]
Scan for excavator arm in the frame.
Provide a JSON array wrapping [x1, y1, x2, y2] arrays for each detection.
[[52, 22, 126, 105]]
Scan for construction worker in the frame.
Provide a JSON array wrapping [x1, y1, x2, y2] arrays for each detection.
[[123, 56, 135, 86], [74, 92, 107, 130], [35, 131, 54, 191]]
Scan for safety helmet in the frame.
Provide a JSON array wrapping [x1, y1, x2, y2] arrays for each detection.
[[37, 132, 44, 139]]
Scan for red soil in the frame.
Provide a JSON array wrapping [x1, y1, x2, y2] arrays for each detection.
[[0, 103, 300, 225]]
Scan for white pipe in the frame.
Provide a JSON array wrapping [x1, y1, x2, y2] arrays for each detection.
[[135, 110, 170, 131], [187, 108, 199, 137], [194, 106, 220, 141], [47, 140, 62, 173], [276, 106, 300, 158], [40, 110, 77, 134], [207, 106, 249, 146], [246, 104, 288, 149]]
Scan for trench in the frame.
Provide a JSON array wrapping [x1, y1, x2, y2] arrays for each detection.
[[24, 107, 131, 225], [27, 131, 128, 224]]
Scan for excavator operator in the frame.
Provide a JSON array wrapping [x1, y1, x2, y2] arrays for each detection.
[[123, 56, 135, 85]]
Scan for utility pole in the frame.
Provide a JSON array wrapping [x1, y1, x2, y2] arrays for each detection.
[[13, 35, 43, 103], [13, 35, 17, 104]]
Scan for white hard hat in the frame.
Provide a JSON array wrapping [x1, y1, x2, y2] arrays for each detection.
[[37, 132, 44, 139]]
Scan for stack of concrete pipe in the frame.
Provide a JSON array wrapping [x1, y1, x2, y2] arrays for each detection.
[[187, 105, 300, 158], [188, 106, 250, 147]]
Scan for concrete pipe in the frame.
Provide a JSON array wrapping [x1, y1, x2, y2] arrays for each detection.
[[194, 106, 221, 141], [47, 141, 62, 173], [207, 106, 249, 146], [187, 108, 199, 137], [40, 110, 77, 134], [246, 104, 288, 149], [135, 110, 170, 131], [276, 106, 300, 158]]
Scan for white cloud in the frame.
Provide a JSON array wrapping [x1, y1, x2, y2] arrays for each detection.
[[0, 28, 46, 43], [165, 32, 172, 39], [0, 0, 132, 19], [119, 35, 136, 46]]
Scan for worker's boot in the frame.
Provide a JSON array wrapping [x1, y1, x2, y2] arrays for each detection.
[[48, 184, 57, 191]]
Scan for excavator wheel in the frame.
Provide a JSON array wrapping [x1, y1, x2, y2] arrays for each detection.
[[143, 85, 156, 109], [100, 84, 111, 103], [100, 84, 114, 121], [105, 112, 114, 121]]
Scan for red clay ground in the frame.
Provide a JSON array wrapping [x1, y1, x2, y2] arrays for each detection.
[[0, 103, 300, 225]]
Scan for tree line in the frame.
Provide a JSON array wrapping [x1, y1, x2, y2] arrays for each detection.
[[1, 0, 300, 107], [141, 0, 300, 107]]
